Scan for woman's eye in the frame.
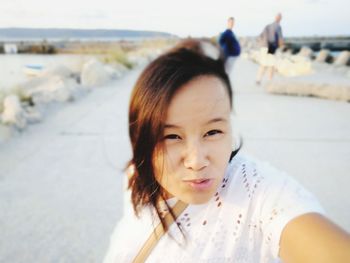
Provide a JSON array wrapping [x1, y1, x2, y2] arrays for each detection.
[[204, 130, 223, 137], [164, 134, 182, 140]]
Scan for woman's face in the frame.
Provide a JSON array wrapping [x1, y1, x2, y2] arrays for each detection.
[[153, 75, 233, 204]]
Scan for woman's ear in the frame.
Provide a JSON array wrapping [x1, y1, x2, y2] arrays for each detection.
[[126, 164, 135, 179]]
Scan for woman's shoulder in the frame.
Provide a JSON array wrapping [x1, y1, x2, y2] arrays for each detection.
[[224, 153, 325, 258], [226, 153, 281, 188], [222, 153, 274, 204], [227, 153, 296, 188], [225, 152, 324, 212], [103, 202, 156, 263]]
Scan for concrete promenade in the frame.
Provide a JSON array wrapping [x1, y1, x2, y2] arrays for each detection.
[[0, 59, 349, 262]]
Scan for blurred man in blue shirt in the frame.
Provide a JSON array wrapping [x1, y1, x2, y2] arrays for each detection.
[[219, 17, 241, 75]]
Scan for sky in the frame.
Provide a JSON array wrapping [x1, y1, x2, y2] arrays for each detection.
[[0, 0, 349, 37]]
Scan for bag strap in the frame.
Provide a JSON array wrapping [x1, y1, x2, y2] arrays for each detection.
[[132, 200, 188, 263]]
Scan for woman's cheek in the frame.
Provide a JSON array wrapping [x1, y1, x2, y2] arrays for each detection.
[[210, 138, 233, 162], [164, 143, 183, 167]]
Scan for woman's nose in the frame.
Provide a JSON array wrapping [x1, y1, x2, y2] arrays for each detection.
[[183, 141, 209, 171]]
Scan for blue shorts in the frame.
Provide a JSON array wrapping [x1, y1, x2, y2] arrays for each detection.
[[268, 43, 277, 54]]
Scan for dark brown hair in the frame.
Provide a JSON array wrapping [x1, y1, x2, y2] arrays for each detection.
[[127, 39, 233, 231]]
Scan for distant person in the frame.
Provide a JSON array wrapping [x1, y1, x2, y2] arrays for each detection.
[[256, 13, 284, 85], [219, 17, 241, 75]]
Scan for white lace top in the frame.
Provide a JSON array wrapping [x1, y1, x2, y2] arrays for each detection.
[[103, 153, 324, 263]]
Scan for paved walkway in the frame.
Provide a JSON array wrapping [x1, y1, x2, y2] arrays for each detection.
[[0, 68, 141, 262], [0, 59, 349, 262], [233, 59, 350, 232]]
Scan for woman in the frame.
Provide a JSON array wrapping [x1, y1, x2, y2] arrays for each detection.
[[104, 40, 350, 263]]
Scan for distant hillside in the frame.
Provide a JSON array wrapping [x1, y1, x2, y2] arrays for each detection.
[[0, 28, 177, 41]]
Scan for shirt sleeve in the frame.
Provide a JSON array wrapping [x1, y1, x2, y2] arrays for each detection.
[[259, 26, 269, 46], [277, 25, 283, 40], [256, 162, 325, 259], [103, 201, 157, 263], [103, 217, 128, 263], [219, 32, 225, 46]]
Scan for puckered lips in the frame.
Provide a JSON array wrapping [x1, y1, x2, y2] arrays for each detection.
[[182, 178, 214, 191]]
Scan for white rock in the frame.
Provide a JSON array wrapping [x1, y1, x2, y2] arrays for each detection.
[[81, 59, 115, 87], [128, 55, 148, 66], [275, 56, 313, 77], [298, 46, 314, 58], [61, 55, 91, 73], [266, 74, 350, 102], [315, 49, 330, 63], [40, 65, 74, 79], [248, 49, 261, 63], [1, 95, 26, 129], [24, 76, 78, 104], [114, 62, 129, 73], [329, 66, 349, 75], [23, 106, 42, 123], [334, 51, 350, 66], [104, 64, 125, 79], [312, 61, 329, 71]]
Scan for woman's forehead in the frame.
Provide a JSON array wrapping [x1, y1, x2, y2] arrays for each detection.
[[165, 76, 231, 127]]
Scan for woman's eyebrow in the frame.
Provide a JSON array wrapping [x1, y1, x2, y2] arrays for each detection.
[[206, 117, 228, 125], [164, 124, 181, 129], [164, 118, 227, 129]]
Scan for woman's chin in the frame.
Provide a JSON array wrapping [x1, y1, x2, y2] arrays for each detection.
[[180, 191, 216, 205]]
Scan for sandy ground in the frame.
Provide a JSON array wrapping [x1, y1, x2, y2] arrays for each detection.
[[0, 58, 349, 262]]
